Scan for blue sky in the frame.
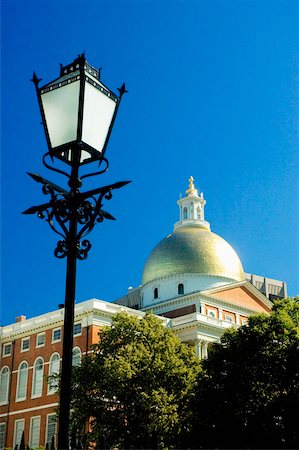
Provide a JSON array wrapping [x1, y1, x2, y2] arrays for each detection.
[[1, 0, 298, 326]]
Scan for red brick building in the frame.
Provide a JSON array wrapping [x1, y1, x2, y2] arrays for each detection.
[[0, 300, 145, 448]]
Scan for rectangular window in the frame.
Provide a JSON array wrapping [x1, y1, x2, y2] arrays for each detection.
[[21, 338, 30, 352], [2, 343, 12, 357], [13, 419, 25, 449], [52, 328, 61, 343], [73, 322, 82, 336], [0, 423, 5, 450], [46, 414, 57, 447], [36, 333, 46, 347], [29, 416, 41, 448]]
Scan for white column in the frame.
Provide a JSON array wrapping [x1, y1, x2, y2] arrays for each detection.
[[202, 341, 208, 358]]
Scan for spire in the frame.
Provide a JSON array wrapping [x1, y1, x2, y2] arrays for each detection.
[[174, 177, 210, 231]]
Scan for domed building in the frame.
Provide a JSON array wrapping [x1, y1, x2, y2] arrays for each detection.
[[116, 177, 276, 356], [0, 178, 287, 448]]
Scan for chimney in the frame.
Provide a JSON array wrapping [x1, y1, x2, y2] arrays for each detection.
[[16, 315, 26, 323]]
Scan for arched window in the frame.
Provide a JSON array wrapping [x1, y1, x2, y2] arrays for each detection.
[[72, 347, 81, 367], [32, 357, 44, 397], [196, 207, 201, 219], [16, 361, 28, 401], [154, 287, 158, 299], [183, 207, 188, 219], [48, 353, 60, 394], [0, 366, 10, 404], [178, 283, 184, 295]]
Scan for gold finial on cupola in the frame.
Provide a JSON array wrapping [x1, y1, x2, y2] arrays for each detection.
[[186, 176, 197, 195]]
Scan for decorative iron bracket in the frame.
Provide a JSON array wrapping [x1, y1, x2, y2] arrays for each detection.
[[23, 174, 130, 260]]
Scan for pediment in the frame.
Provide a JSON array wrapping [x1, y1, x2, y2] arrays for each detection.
[[202, 281, 272, 313]]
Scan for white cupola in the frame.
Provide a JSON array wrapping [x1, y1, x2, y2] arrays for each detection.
[[174, 176, 210, 231]]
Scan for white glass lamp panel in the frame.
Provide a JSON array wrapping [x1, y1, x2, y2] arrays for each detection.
[[41, 80, 80, 148], [82, 82, 117, 152]]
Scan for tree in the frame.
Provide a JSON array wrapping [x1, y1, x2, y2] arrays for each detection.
[[71, 312, 201, 449], [191, 297, 299, 449]]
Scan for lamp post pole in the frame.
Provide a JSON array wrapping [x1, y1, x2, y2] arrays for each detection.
[[24, 56, 129, 449], [58, 157, 79, 450]]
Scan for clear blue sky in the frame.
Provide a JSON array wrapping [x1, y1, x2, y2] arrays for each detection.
[[1, 0, 298, 326]]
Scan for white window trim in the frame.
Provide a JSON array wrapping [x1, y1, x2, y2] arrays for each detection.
[[73, 322, 82, 337], [47, 353, 60, 395], [29, 415, 41, 448], [21, 337, 30, 353], [36, 332, 46, 348], [52, 328, 61, 343], [16, 361, 28, 402], [13, 418, 25, 449], [0, 366, 10, 406], [45, 413, 57, 447], [2, 343, 12, 357], [31, 357, 44, 399]]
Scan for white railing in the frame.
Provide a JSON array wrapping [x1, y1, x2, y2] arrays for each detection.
[[170, 312, 236, 329]]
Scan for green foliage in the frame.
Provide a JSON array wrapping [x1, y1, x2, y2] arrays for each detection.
[[71, 312, 201, 449], [191, 297, 299, 449]]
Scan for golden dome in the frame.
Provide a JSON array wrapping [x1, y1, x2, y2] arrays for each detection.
[[142, 225, 245, 284]]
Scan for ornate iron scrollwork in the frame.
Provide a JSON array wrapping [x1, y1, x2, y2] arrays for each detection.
[[23, 158, 130, 260]]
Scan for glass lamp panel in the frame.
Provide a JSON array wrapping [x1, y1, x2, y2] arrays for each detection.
[[41, 80, 80, 148], [82, 82, 117, 152]]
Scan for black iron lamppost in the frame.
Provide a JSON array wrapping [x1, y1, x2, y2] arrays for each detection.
[[23, 54, 129, 449]]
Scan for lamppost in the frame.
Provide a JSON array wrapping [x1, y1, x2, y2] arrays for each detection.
[[23, 54, 129, 449]]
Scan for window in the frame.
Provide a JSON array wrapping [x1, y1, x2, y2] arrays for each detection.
[[29, 416, 41, 448], [154, 288, 158, 299], [0, 367, 10, 404], [16, 362, 28, 401], [21, 338, 30, 352], [36, 333, 46, 347], [52, 328, 61, 343], [13, 419, 24, 449], [48, 353, 60, 394], [207, 309, 216, 318], [2, 343, 12, 357], [224, 314, 233, 323], [72, 347, 81, 367], [0, 423, 5, 450], [32, 358, 44, 397], [178, 283, 184, 295], [46, 414, 57, 447], [183, 207, 188, 219], [196, 207, 202, 219], [73, 322, 82, 336]]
